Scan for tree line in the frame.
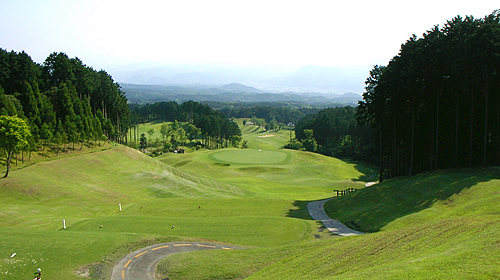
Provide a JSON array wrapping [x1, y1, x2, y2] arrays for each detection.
[[217, 103, 320, 126], [130, 101, 241, 149], [288, 106, 375, 162], [0, 50, 130, 151], [357, 11, 500, 179]]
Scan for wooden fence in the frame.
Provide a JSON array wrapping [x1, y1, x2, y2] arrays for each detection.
[[333, 188, 357, 197]]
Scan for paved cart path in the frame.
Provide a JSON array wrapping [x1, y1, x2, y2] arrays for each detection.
[[110, 242, 243, 280], [110, 198, 363, 279], [307, 198, 365, 236]]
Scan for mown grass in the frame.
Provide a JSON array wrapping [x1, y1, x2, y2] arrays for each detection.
[[323, 167, 500, 232], [156, 167, 500, 280], [0, 133, 368, 279], [5, 118, 495, 280], [159, 147, 366, 200], [238, 123, 292, 150]]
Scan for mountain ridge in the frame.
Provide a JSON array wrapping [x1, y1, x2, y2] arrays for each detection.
[[121, 82, 362, 105], [110, 63, 371, 94]]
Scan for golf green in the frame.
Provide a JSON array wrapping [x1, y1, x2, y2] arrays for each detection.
[[210, 149, 288, 164]]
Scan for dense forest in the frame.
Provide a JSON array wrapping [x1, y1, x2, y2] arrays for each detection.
[[0, 50, 242, 155], [0, 50, 130, 147], [292, 106, 375, 162], [217, 103, 320, 126], [357, 11, 500, 179]]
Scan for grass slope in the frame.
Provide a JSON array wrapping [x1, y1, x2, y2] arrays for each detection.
[[1, 139, 366, 279], [156, 167, 500, 280], [158, 148, 366, 200]]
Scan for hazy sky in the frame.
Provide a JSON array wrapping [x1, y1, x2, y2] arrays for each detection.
[[1, 0, 498, 70]]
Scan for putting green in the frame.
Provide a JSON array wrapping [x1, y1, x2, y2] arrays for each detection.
[[210, 149, 288, 164]]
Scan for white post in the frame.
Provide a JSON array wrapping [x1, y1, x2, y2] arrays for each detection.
[[119, 203, 122, 212], [63, 219, 66, 229]]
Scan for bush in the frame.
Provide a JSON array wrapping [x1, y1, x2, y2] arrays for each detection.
[[284, 140, 303, 150]]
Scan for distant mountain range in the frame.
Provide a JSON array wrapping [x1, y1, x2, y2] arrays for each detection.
[[121, 82, 362, 105], [110, 63, 371, 95], [110, 63, 369, 105]]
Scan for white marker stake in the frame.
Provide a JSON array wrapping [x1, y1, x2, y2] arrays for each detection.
[[63, 219, 66, 229], [119, 203, 122, 212]]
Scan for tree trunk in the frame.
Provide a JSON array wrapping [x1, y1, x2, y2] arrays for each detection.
[[482, 77, 489, 166], [454, 96, 459, 167], [3, 151, 13, 178], [410, 93, 415, 176], [435, 92, 439, 169], [496, 108, 500, 165], [469, 90, 474, 167], [379, 123, 383, 183]]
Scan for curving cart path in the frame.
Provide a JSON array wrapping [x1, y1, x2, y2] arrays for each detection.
[[307, 198, 365, 236], [110, 198, 363, 279], [110, 242, 243, 280]]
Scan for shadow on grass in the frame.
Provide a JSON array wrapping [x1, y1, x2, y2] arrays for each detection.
[[286, 200, 314, 220], [341, 158, 379, 182], [321, 167, 500, 232], [286, 167, 499, 233]]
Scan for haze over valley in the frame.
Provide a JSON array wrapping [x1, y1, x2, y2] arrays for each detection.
[[113, 63, 366, 104]]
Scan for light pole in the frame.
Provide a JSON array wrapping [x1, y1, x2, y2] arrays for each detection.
[[287, 122, 294, 142]]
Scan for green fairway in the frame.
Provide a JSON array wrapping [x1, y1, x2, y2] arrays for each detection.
[[209, 149, 289, 164], [159, 147, 366, 200], [238, 122, 292, 150]]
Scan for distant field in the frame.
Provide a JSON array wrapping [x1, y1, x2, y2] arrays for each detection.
[[239, 122, 292, 150], [209, 149, 289, 164]]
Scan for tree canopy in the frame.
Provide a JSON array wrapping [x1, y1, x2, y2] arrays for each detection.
[[0, 115, 31, 177], [0, 50, 130, 146], [358, 11, 500, 179], [131, 101, 241, 149], [294, 106, 374, 161]]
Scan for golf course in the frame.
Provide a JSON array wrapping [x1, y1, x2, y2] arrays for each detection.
[[0, 122, 498, 279]]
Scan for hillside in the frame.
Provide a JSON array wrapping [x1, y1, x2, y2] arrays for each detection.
[[0, 142, 366, 279], [158, 167, 500, 279], [0, 145, 244, 229], [255, 167, 500, 279]]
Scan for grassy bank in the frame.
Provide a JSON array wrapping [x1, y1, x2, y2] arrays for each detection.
[[156, 167, 500, 279]]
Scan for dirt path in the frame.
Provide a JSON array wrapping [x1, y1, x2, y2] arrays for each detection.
[[307, 198, 365, 236]]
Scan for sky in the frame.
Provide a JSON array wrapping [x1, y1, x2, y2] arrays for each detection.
[[1, 0, 498, 72]]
